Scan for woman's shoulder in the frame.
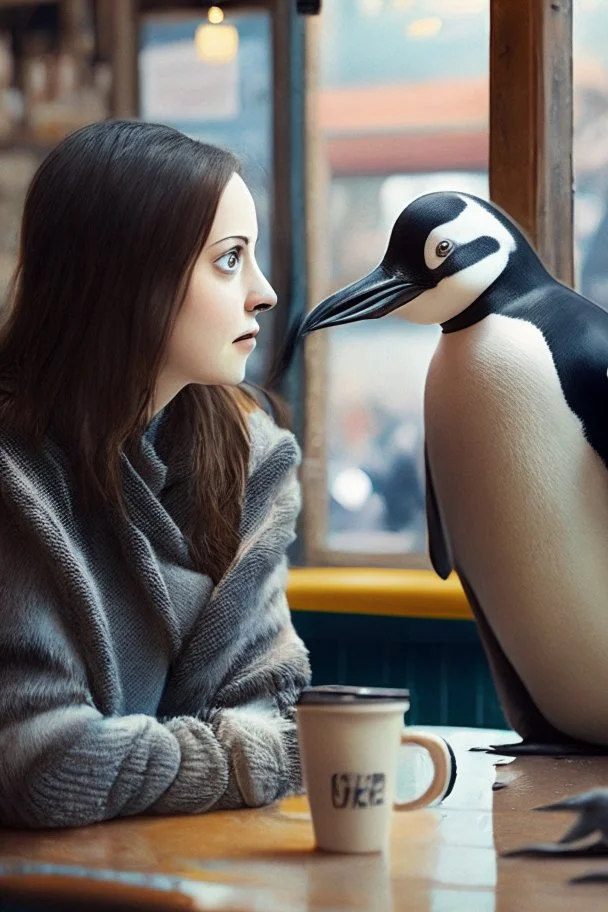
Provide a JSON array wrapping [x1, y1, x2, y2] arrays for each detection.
[[239, 404, 302, 528], [246, 404, 301, 479], [0, 424, 74, 520]]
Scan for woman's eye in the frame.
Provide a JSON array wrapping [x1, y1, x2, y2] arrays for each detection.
[[216, 247, 242, 273], [435, 240, 454, 258]]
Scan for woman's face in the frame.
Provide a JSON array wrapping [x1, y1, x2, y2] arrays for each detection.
[[156, 173, 276, 410]]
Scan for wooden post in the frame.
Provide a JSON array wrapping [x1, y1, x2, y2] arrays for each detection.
[[269, 0, 310, 565], [93, 0, 113, 63], [60, 0, 90, 89], [269, 0, 293, 352], [269, 0, 308, 390], [60, 0, 88, 53], [490, 0, 573, 286], [105, 0, 138, 119], [301, 14, 329, 566]]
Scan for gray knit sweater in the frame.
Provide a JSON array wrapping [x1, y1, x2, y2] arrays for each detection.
[[0, 405, 311, 829]]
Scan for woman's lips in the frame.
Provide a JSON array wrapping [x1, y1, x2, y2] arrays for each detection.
[[233, 336, 257, 350], [233, 327, 259, 342]]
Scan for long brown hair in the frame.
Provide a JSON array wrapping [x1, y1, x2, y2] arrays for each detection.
[[0, 119, 263, 583]]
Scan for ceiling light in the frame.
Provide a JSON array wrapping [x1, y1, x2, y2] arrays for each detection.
[[208, 6, 224, 24]]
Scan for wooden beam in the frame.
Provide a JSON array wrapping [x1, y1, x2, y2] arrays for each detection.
[[489, 0, 573, 286], [60, 0, 89, 85], [60, 0, 87, 48], [0, 0, 55, 7], [94, 0, 113, 62], [269, 0, 309, 566], [269, 0, 293, 352], [269, 0, 308, 391], [107, 0, 138, 118]]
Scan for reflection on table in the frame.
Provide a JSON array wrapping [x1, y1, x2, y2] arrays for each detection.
[[2, 727, 608, 911]]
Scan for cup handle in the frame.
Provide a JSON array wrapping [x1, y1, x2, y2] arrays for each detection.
[[393, 732, 453, 811]]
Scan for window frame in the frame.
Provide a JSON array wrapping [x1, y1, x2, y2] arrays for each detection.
[[299, 0, 574, 568]]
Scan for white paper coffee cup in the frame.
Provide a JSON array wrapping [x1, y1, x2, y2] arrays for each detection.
[[296, 685, 456, 854]]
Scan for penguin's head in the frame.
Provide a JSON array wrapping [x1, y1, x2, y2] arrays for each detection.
[[313, 191, 520, 329], [269, 191, 535, 384]]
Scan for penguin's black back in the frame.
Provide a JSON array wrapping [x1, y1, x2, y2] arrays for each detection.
[[502, 281, 608, 470]]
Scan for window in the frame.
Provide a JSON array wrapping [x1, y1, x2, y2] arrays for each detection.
[[573, 0, 608, 311], [304, 0, 489, 565], [139, 7, 274, 385]]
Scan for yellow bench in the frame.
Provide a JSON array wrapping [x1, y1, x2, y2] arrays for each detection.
[[287, 568, 472, 621]]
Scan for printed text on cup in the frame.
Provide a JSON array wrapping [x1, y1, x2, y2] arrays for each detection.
[[331, 773, 386, 809]]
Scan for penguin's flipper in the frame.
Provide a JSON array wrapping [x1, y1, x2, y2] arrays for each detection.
[[424, 445, 453, 580]]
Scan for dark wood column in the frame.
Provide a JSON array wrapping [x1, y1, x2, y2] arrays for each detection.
[[96, 0, 138, 118], [490, 0, 573, 285]]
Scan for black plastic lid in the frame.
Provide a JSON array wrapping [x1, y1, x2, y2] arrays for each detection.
[[297, 685, 410, 705]]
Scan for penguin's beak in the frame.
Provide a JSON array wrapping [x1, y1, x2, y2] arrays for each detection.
[[268, 265, 426, 386], [300, 264, 427, 334]]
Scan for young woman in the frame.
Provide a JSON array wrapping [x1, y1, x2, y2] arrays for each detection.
[[0, 119, 311, 829]]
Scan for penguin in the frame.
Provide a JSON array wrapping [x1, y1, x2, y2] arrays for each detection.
[[274, 190, 608, 749]]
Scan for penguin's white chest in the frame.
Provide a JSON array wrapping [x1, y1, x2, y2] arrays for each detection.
[[425, 313, 608, 743]]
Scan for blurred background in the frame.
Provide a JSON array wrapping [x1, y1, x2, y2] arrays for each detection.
[[0, 0, 604, 569]]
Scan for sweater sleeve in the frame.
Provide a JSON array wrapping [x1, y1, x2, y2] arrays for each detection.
[[0, 512, 231, 829], [0, 411, 310, 829], [157, 407, 312, 811]]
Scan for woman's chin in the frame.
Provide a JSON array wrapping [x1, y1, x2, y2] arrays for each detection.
[[199, 368, 248, 387]]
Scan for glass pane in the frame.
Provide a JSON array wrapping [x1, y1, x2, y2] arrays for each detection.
[[315, 0, 489, 557], [573, 0, 608, 310], [139, 9, 274, 385]]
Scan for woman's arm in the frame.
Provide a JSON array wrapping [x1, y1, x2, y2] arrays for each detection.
[[0, 516, 237, 828], [0, 538, 303, 829], [0, 410, 310, 829], [158, 408, 311, 809]]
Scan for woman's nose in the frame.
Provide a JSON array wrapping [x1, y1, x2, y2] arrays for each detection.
[[252, 297, 276, 313], [247, 276, 278, 314]]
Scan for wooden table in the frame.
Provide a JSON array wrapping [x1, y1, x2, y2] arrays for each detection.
[[2, 728, 608, 911]]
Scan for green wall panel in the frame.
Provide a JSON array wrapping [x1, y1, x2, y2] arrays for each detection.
[[291, 612, 507, 730]]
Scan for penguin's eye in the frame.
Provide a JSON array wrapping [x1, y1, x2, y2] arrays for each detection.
[[435, 240, 454, 258]]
